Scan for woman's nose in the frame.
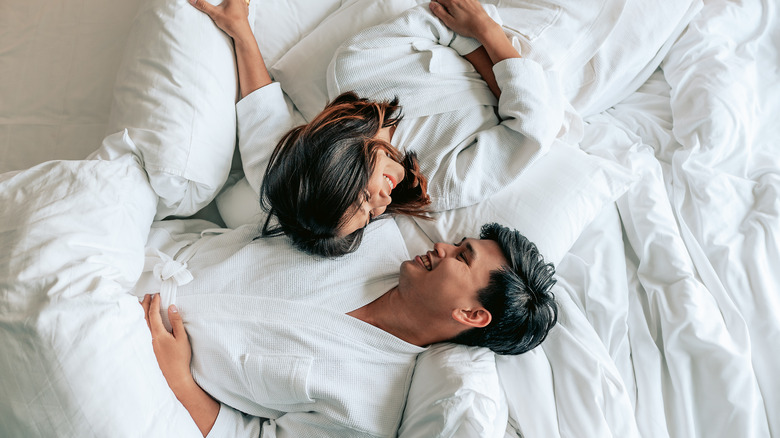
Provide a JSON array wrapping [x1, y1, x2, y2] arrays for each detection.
[[376, 187, 392, 205], [379, 182, 393, 198]]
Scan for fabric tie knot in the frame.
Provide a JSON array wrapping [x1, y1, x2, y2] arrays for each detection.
[[144, 249, 194, 310], [151, 251, 194, 286]]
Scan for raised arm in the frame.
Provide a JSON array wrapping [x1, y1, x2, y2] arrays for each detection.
[[430, 0, 521, 98], [189, 0, 271, 98], [142, 294, 220, 437], [189, 0, 304, 199]]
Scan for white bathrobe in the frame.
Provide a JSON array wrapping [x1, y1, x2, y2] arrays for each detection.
[[326, 5, 581, 212], [237, 6, 576, 215], [134, 220, 424, 437]]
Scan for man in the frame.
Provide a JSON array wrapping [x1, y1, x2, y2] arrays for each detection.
[[142, 222, 557, 437]]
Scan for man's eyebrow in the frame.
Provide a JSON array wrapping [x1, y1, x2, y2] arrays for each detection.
[[464, 241, 477, 262]]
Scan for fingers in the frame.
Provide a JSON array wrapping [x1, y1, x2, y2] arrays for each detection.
[[188, 0, 216, 16], [148, 293, 166, 338], [141, 295, 152, 330], [168, 304, 188, 341], [429, 1, 453, 22], [434, 0, 474, 10]]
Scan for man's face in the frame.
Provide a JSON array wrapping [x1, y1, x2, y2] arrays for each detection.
[[398, 238, 508, 321]]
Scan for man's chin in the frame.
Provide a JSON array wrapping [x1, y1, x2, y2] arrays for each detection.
[[399, 259, 420, 277]]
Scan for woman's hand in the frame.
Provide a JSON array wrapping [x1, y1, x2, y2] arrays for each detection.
[[142, 294, 193, 392], [430, 0, 520, 81], [189, 0, 253, 44], [190, 0, 271, 98], [429, 0, 501, 41]]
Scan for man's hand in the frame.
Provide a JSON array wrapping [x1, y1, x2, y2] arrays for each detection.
[[141, 294, 219, 437], [142, 294, 194, 392]]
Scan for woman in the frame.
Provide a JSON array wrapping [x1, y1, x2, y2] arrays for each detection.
[[258, 92, 431, 256], [191, 0, 569, 256]]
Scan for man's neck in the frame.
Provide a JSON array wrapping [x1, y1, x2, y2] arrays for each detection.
[[347, 287, 431, 347]]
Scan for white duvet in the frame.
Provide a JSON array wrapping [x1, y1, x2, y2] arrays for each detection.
[[1, 0, 779, 437], [0, 155, 199, 437]]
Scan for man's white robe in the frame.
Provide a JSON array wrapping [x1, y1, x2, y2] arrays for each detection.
[[135, 220, 424, 437]]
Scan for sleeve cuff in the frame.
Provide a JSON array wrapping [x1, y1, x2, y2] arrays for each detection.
[[206, 403, 263, 438], [449, 34, 482, 56], [492, 57, 545, 88], [236, 82, 287, 127]]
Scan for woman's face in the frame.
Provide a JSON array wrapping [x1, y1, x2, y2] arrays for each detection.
[[338, 128, 405, 236]]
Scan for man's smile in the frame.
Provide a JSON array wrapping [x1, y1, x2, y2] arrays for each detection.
[[414, 253, 432, 271]]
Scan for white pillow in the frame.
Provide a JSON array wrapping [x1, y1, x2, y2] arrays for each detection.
[[268, 0, 419, 121], [94, 0, 241, 219], [414, 144, 635, 265], [251, 0, 343, 68], [215, 174, 265, 229], [216, 132, 633, 266], [399, 344, 506, 438]]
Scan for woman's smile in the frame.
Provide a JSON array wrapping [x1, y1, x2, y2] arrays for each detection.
[[383, 173, 397, 192]]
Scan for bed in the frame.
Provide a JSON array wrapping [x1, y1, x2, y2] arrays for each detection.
[[1, 0, 778, 437]]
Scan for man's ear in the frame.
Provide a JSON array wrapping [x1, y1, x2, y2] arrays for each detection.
[[452, 307, 492, 329]]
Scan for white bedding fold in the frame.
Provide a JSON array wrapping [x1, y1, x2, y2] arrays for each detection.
[[661, 0, 780, 435], [0, 155, 201, 438], [2, 0, 779, 436], [581, 116, 770, 437]]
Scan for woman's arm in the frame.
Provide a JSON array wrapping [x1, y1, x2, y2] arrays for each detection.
[[329, 2, 571, 211], [189, 0, 303, 200], [189, 0, 271, 98], [463, 47, 500, 98], [430, 0, 521, 98], [142, 294, 220, 437]]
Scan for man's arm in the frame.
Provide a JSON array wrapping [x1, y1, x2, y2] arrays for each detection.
[[169, 380, 221, 437], [142, 294, 220, 437]]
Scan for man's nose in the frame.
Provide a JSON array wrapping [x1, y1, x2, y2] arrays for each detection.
[[432, 242, 449, 258]]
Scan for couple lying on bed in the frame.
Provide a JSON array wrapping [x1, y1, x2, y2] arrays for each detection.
[[140, 0, 563, 436]]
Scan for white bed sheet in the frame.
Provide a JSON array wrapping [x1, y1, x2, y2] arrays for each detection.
[[1, 0, 779, 437]]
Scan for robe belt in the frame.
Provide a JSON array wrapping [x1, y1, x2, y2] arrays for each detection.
[[143, 250, 193, 310], [142, 227, 228, 309]]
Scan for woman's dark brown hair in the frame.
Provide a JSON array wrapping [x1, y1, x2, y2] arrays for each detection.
[[259, 92, 430, 257]]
